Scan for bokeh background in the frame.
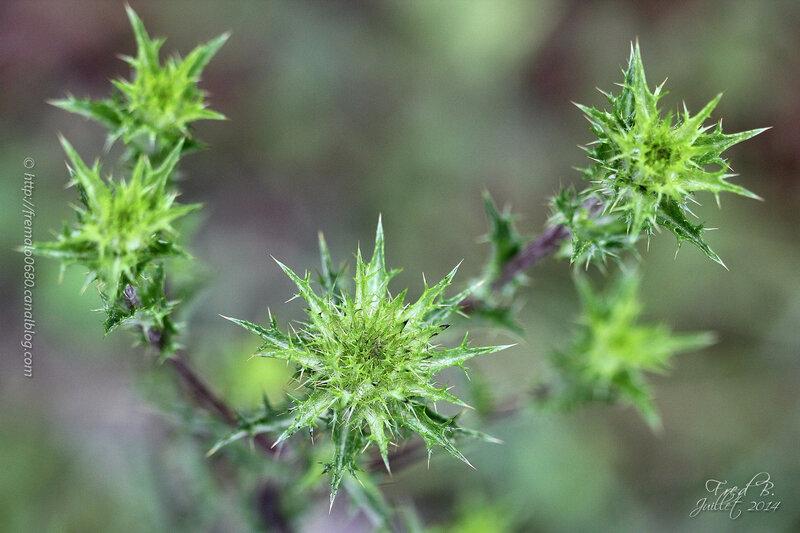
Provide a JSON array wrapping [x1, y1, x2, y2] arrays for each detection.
[[2, 1, 799, 531]]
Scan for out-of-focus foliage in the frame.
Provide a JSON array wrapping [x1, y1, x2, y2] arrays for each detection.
[[427, 498, 513, 533], [546, 272, 715, 429], [477, 191, 525, 288]]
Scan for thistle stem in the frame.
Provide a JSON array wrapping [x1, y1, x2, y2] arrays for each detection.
[[493, 224, 571, 288], [459, 223, 571, 313]]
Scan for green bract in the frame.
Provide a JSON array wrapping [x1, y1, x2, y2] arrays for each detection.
[[549, 272, 714, 428], [479, 191, 525, 287], [51, 6, 227, 163], [223, 220, 511, 504], [560, 43, 766, 267], [464, 191, 527, 333], [549, 188, 637, 268]]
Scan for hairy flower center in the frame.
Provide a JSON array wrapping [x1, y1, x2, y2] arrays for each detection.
[[644, 141, 676, 169], [312, 308, 426, 402]]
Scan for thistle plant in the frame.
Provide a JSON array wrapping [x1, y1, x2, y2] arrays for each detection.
[[34, 8, 766, 531], [551, 43, 767, 267], [223, 220, 510, 504]]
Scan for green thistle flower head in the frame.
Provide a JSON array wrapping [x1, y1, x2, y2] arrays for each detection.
[[52, 6, 228, 161], [34, 137, 200, 295], [224, 219, 511, 504], [574, 42, 767, 266]]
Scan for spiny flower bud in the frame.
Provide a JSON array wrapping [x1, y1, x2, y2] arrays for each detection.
[[223, 219, 511, 505], [51, 6, 228, 163], [568, 42, 767, 267]]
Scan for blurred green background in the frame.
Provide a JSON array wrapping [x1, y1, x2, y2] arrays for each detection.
[[2, 1, 799, 531]]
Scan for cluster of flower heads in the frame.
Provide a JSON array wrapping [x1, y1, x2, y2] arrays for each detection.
[[37, 7, 226, 350], [552, 43, 766, 267], [223, 220, 510, 504], [36, 10, 767, 520]]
